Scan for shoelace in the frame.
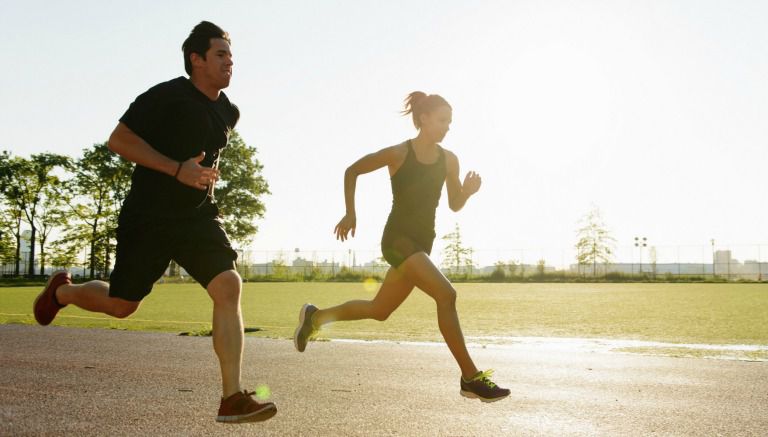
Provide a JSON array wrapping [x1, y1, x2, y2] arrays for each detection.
[[471, 369, 498, 388]]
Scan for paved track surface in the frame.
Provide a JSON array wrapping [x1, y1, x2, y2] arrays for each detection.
[[1, 324, 766, 436]]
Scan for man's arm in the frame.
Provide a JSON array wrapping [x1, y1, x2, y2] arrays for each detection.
[[108, 122, 215, 191]]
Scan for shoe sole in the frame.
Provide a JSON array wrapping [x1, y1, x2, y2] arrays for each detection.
[[216, 404, 277, 423], [293, 303, 311, 352], [33, 270, 69, 326], [460, 389, 510, 403]]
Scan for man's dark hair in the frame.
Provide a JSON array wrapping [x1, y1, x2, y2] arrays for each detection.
[[182, 21, 230, 75]]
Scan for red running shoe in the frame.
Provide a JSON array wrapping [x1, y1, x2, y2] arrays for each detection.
[[216, 390, 277, 423], [33, 270, 70, 326]]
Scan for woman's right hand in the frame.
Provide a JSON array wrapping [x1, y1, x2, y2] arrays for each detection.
[[334, 213, 356, 242]]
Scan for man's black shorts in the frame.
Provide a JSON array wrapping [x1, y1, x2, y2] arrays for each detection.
[[109, 214, 238, 301]]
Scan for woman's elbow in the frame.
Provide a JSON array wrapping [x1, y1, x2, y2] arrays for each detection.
[[344, 166, 359, 180]]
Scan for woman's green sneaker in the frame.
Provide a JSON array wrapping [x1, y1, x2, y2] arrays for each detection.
[[293, 303, 318, 352], [460, 370, 510, 402]]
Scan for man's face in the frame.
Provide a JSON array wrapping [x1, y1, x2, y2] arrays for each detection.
[[194, 38, 233, 90]]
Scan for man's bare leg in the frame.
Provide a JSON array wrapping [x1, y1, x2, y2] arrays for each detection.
[[56, 281, 140, 318], [206, 270, 244, 398]]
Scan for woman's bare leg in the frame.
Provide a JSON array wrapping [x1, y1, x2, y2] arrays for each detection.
[[398, 252, 479, 379], [312, 267, 415, 326]]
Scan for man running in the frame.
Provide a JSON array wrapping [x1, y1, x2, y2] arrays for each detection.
[[33, 21, 276, 423]]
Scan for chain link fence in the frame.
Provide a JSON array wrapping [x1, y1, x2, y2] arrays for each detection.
[[3, 244, 767, 281]]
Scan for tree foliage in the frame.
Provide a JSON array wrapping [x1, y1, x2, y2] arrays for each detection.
[[34, 185, 68, 275], [0, 210, 16, 267], [0, 152, 68, 276], [59, 143, 133, 278], [215, 130, 270, 246]]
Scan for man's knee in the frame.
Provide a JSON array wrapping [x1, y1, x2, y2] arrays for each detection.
[[111, 300, 140, 319], [207, 270, 242, 304]]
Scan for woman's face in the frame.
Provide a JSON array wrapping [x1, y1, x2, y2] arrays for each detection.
[[419, 105, 452, 143]]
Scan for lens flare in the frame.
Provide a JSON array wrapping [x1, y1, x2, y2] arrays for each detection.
[[363, 277, 378, 292], [255, 384, 271, 400]]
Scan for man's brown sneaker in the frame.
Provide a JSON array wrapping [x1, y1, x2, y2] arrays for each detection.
[[33, 270, 70, 326], [216, 390, 277, 423]]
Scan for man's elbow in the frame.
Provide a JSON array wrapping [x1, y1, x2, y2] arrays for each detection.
[[107, 131, 120, 153], [107, 125, 129, 155]]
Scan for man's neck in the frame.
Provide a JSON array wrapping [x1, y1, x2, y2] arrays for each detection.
[[189, 76, 221, 101]]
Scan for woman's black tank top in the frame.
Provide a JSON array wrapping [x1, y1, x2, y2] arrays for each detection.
[[384, 140, 447, 237]]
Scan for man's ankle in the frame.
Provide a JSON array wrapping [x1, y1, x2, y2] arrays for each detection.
[[53, 285, 68, 306], [222, 386, 243, 399]]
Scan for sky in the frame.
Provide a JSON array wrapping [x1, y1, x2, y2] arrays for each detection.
[[1, 0, 767, 268]]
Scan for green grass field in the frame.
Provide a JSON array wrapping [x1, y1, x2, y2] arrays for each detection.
[[2, 282, 767, 349]]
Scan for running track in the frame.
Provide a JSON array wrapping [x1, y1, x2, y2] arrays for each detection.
[[1, 325, 766, 436]]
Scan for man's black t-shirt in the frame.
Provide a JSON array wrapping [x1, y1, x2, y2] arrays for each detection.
[[118, 76, 239, 221]]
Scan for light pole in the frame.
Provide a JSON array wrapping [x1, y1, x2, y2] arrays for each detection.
[[711, 239, 715, 278], [635, 237, 647, 275]]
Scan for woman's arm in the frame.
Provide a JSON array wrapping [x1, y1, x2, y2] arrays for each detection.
[[445, 150, 481, 212], [334, 145, 403, 241]]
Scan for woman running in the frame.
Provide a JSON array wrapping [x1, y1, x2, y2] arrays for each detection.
[[294, 91, 509, 402]]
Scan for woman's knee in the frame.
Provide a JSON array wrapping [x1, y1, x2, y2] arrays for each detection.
[[432, 286, 457, 307], [370, 303, 394, 322]]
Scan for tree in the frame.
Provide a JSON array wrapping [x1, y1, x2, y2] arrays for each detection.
[[441, 223, 473, 273], [48, 237, 84, 272], [574, 206, 616, 276], [215, 130, 270, 246], [0, 193, 23, 275], [0, 152, 68, 277], [0, 215, 16, 268], [60, 143, 133, 279], [506, 259, 520, 277], [34, 185, 68, 275], [0, 152, 26, 276]]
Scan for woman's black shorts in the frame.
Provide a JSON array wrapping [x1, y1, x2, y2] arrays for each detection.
[[380, 225, 435, 268]]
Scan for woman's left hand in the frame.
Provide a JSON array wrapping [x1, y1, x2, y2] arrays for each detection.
[[463, 171, 482, 196]]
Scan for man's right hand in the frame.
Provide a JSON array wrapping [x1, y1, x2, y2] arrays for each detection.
[[176, 151, 219, 191]]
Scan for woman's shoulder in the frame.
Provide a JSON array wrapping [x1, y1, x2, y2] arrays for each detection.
[[379, 141, 410, 159], [439, 145, 458, 161]]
